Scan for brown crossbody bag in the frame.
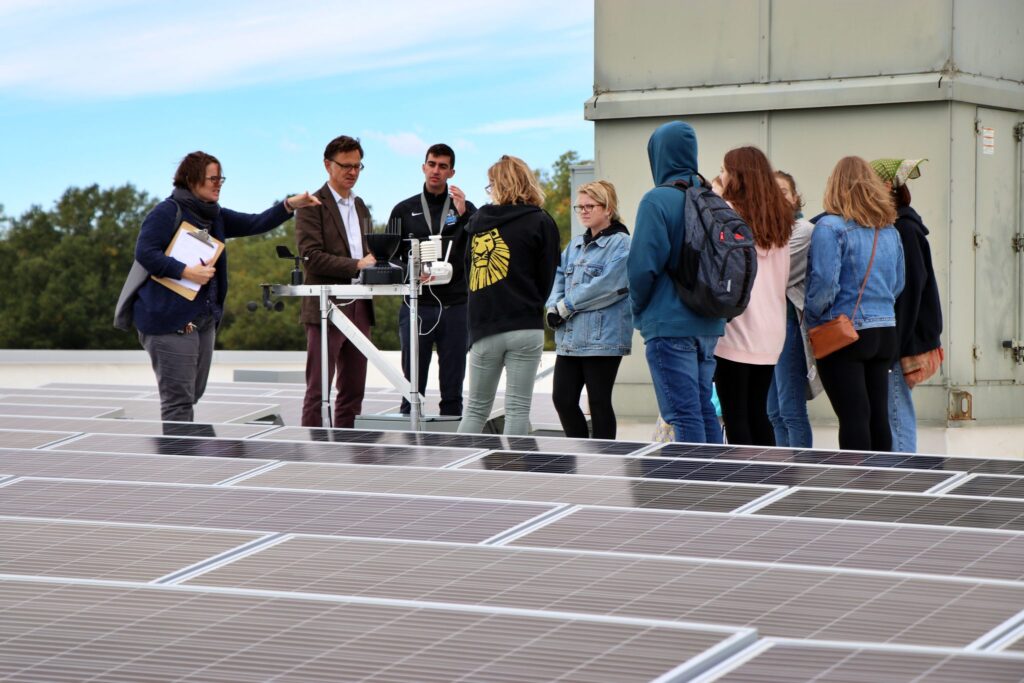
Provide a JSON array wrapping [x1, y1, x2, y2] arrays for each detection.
[[807, 227, 879, 360]]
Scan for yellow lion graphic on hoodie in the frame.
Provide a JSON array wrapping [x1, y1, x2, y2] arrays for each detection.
[[469, 228, 510, 291]]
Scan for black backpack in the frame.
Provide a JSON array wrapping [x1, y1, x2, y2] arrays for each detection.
[[663, 179, 757, 320]]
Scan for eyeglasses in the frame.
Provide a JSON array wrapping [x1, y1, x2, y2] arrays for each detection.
[[573, 203, 600, 214], [205, 176, 227, 185], [328, 159, 365, 172], [485, 184, 493, 194]]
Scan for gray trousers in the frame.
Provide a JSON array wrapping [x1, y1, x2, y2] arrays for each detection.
[[458, 329, 543, 436], [139, 315, 216, 422]]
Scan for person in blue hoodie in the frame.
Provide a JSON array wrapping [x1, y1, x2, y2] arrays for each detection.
[[627, 121, 726, 443]]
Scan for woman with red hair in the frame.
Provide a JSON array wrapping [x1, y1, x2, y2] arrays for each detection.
[[713, 146, 795, 446]]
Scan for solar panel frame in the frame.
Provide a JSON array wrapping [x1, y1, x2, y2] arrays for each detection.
[[0, 576, 755, 683], [946, 473, 1024, 500], [0, 477, 563, 543], [0, 402, 125, 418], [227, 460, 785, 513], [0, 415, 278, 438], [0, 516, 268, 582], [751, 485, 1024, 530], [455, 449, 960, 493], [177, 532, 1024, 648], [0, 429, 79, 449], [654, 441, 1024, 475], [0, 394, 279, 423], [256, 425, 655, 455], [507, 505, 1024, 582], [689, 638, 1024, 683], [0, 448, 277, 484], [46, 432, 489, 467]]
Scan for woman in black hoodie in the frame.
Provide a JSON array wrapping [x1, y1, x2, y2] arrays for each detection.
[[870, 158, 943, 453], [457, 155, 561, 435]]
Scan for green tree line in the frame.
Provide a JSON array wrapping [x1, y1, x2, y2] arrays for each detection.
[[0, 150, 589, 351]]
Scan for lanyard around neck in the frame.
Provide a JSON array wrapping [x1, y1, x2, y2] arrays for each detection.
[[420, 191, 452, 236]]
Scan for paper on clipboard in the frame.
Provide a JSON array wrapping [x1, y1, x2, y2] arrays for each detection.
[[151, 221, 224, 300]]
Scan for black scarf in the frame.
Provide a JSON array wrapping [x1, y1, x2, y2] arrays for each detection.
[[171, 187, 220, 228]]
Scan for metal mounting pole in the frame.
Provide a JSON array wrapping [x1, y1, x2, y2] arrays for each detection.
[[408, 242, 422, 432], [319, 286, 331, 427]]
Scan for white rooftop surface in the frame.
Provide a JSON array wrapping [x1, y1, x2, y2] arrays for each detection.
[[1, 349, 1022, 459]]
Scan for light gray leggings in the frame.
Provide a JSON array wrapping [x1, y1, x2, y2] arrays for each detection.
[[457, 329, 544, 435]]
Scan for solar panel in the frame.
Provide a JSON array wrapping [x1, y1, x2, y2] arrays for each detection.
[[0, 478, 559, 543], [0, 403, 123, 418], [508, 506, 1024, 582], [462, 450, 957, 492], [0, 429, 76, 449], [183, 534, 1024, 648], [753, 487, 1024, 531], [230, 461, 780, 512], [693, 640, 1024, 682], [4, 378, 1024, 680], [0, 517, 264, 581], [948, 474, 1024, 499], [1, 578, 745, 683], [0, 395, 279, 423], [0, 448, 274, 484], [656, 441, 1024, 475], [50, 433, 484, 467], [0, 415, 273, 438], [258, 425, 650, 454]]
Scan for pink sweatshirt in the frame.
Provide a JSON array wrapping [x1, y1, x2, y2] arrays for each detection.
[[715, 244, 790, 365]]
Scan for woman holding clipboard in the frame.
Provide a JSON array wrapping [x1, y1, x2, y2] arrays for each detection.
[[131, 150, 320, 422]]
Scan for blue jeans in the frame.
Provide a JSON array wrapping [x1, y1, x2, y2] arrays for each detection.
[[645, 335, 723, 444], [889, 359, 916, 452], [766, 302, 813, 448]]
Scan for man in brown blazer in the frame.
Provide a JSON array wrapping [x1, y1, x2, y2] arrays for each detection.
[[296, 135, 376, 427]]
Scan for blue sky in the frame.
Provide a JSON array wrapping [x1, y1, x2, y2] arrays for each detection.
[[0, 0, 594, 220]]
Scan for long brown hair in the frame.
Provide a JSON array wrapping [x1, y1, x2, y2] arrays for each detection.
[[722, 147, 793, 249], [824, 156, 897, 228]]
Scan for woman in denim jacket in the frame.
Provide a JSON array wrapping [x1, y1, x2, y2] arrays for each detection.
[[546, 180, 632, 439], [805, 156, 905, 451]]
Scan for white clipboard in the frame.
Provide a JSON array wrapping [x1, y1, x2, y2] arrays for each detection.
[[151, 221, 224, 300]]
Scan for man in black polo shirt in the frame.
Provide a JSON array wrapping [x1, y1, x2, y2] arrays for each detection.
[[388, 143, 476, 416]]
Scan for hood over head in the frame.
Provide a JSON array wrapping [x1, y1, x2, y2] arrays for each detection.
[[647, 121, 699, 186]]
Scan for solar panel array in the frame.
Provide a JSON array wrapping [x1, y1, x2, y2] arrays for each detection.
[[1, 380, 1024, 682]]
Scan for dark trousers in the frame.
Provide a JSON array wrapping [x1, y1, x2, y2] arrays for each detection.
[[816, 326, 898, 452], [139, 314, 216, 422], [398, 302, 468, 416], [551, 355, 623, 439], [301, 299, 371, 428], [714, 357, 776, 447]]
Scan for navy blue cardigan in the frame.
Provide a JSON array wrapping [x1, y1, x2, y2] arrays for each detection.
[[132, 196, 290, 335]]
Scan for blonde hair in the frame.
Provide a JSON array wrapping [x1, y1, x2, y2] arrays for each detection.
[[488, 155, 545, 207], [823, 156, 898, 228], [577, 180, 620, 222]]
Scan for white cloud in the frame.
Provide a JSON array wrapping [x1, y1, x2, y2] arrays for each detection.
[[470, 112, 587, 135], [0, 0, 592, 99], [362, 130, 429, 157]]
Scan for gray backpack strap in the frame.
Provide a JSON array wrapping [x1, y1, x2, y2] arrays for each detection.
[[112, 200, 181, 331]]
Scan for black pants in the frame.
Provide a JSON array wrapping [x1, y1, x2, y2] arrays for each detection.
[[399, 302, 468, 416], [714, 357, 776, 446], [552, 355, 623, 439], [816, 326, 898, 452]]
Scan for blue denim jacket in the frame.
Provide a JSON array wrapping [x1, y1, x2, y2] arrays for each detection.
[[546, 224, 633, 356], [805, 214, 905, 331]]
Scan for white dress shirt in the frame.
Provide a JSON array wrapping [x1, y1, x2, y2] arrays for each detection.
[[327, 184, 364, 260]]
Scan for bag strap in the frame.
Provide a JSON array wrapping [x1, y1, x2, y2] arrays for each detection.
[[850, 227, 880, 321]]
